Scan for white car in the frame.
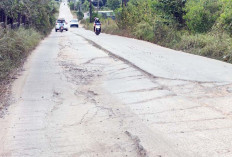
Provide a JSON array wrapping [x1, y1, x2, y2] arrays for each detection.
[[69, 19, 79, 28], [55, 18, 68, 32]]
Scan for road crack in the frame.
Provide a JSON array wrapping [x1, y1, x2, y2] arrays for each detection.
[[125, 131, 148, 157]]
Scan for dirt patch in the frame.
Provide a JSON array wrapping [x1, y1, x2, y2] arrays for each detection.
[[60, 61, 102, 85], [0, 68, 21, 117]]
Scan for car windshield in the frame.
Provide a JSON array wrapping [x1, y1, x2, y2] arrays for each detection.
[[57, 20, 65, 23], [71, 20, 78, 22]]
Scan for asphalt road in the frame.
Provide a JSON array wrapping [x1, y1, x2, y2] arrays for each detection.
[[1, 2, 232, 157]]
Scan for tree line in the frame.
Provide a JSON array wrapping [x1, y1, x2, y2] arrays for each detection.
[[0, 0, 58, 34], [112, 0, 232, 62], [92, 0, 231, 35], [81, 0, 232, 62]]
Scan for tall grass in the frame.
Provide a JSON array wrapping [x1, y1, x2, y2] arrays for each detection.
[[175, 32, 232, 62], [0, 28, 41, 81]]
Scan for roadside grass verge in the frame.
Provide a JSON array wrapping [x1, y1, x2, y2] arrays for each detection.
[[0, 0, 59, 113], [0, 28, 41, 110], [81, 19, 232, 63], [0, 28, 41, 81], [175, 33, 232, 62], [81, 18, 132, 37]]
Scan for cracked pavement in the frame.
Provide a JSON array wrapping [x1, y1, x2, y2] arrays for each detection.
[[1, 1, 232, 157]]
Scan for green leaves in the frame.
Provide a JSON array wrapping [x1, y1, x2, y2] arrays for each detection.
[[77, 11, 84, 20], [151, 0, 186, 25], [218, 0, 232, 34], [184, 0, 221, 33], [0, 0, 58, 35], [107, 0, 121, 10], [116, 0, 153, 29], [69, 1, 75, 10]]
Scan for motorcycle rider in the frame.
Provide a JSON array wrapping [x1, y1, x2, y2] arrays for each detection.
[[93, 17, 101, 32], [59, 21, 64, 30]]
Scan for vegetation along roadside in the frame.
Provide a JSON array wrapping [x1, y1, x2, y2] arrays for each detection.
[[0, 0, 59, 110], [75, 0, 232, 63]]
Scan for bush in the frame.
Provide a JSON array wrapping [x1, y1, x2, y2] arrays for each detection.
[[100, 18, 120, 34], [81, 18, 93, 30], [116, 0, 153, 30], [184, 0, 221, 33], [152, 19, 179, 46], [82, 0, 90, 12], [151, 0, 186, 25], [0, 28, 41, 81], [176, 32, 232, 61], [133, 22, 154, 41], [77, 11, 84, 20], [107, 0, 121, 10], [69, 1, 75, 10], [218, 0, 232, 34]]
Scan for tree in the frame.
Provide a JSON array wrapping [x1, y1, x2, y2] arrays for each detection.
[[107, 0, 121, 10], [152, 0, 186, 25], [77, 11, 84, 20], [0, 0, 58, 34], [69, 1, 75, 10], [122, 0, 128, 7], [184, 0, 221, 33], [82, 0, 90, 11], [116, 0, 153, 29], [218, 0, 232, 34], [89, 0, 93, 22]]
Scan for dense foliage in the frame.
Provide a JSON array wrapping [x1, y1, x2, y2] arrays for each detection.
[[82, 0, 232, 63], [107, 0, 121, 10], [69, 1, 75, 10], [116, 0, 232, 34], [113, 0, 232, 62], [184, 0, 221, 33], [77, 11, 84, 20], [219, 0, 232, 35], [0, 0, 59, 83], [0, 0, 58, 35]]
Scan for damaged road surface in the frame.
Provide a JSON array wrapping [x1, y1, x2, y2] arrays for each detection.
[[1, 2, 232, 157]]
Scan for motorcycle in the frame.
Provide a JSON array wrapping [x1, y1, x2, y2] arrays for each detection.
[[60, 25, 64, 33], [95, 24, 101, 35]]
